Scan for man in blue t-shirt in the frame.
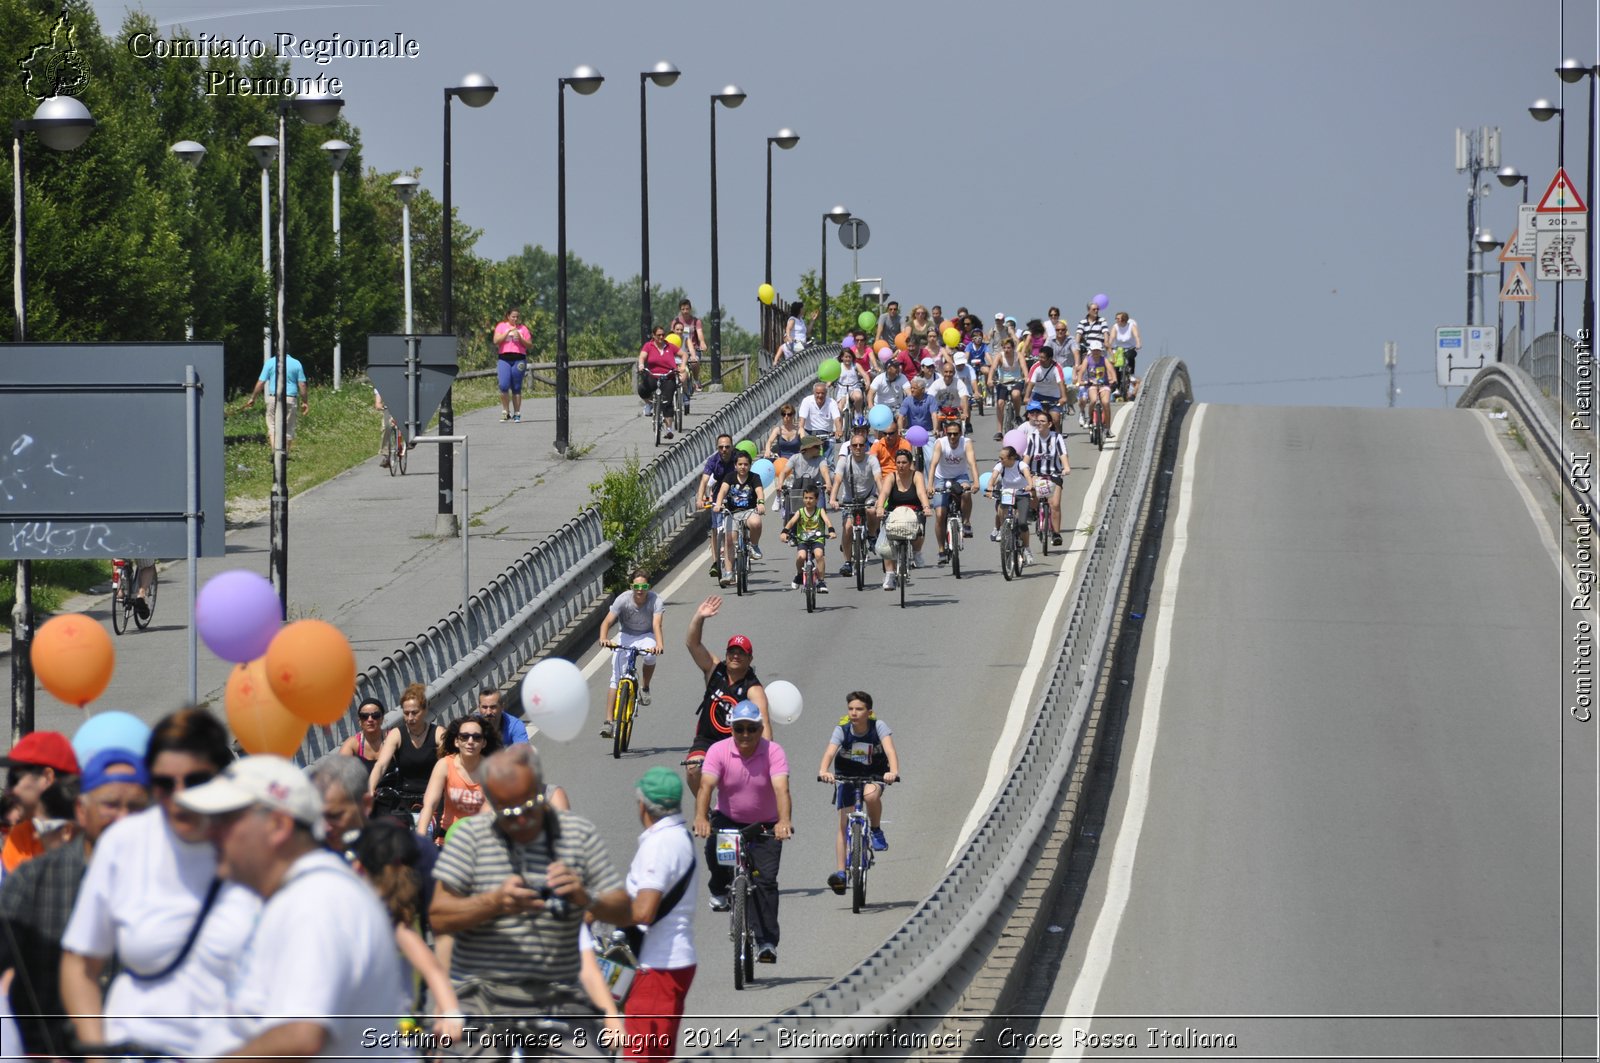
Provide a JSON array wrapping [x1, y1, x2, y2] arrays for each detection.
[[698, 434, 736, 580], [243, 352, 309, 451]]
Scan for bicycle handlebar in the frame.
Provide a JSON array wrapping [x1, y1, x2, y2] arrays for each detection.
[[600, 641, 663, 653], [817, 774, 898, 785]]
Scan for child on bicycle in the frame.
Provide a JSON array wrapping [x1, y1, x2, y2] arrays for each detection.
[[780, 485, 836, 594], [817, 690, 900, 895]]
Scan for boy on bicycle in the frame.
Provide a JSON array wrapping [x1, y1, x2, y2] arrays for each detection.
[[817, 691, 900, 895], [780, 485, 836, 594]]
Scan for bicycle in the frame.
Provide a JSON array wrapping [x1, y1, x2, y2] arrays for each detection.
[[1035, 477, 1056, 558], [672, 369, 687, 434], [994, 487, 1026, 582], [713, 822, 774, 990], [883, 511, 918, 609], [939, 480, 967, 580], [110, 558, 156, 635], [722, 506, 754, 596], [381, 414, 408, 475], [783, 530, 832, 613], [648, 371, 675, 446], [600, 641, 660, 758], [840, 502, 871, 592], [1088, 390, 1108, 450], [819, 774, 896, 914]]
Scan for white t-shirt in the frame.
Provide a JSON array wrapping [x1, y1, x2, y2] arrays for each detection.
[[796, 395, 838, 436], [868, 373, 909, 414], [61, 807, 261, 1058], [1028, 363, 1069, 399], [219, 850, 407, 1058], [929, 378, 970, 410], [626, 813, 697, 971]]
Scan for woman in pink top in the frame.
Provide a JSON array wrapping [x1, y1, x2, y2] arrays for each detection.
[[638, 325, 682, 439], [415, 713, 501, 844], [493, 309, 532, 423]]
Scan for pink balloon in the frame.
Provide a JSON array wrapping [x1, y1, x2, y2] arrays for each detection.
[[905, 426, 929, 447], [1003, 428, 1028, 454]]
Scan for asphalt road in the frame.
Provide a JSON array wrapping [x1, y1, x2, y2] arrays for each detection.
[[1036, 405, 1594, 1060]]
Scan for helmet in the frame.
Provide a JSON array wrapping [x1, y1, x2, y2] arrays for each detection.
[[729, 700, 762, 724]]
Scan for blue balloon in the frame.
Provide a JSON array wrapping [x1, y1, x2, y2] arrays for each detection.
[[72, 711, 152, 765], [750, 458, 775, 488], [978, 471, 993, 493], [868, 404, 894, 432]]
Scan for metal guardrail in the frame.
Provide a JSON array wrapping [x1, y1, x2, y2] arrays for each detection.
[[686, 357, 1194, 1058], [301, 346, 834, 761], [1512, 330, 1582, 413], [1459, 360, 1596, 532]]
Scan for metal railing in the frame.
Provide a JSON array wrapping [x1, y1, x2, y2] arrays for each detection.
[[1511, 330, 1583, 414], [1459, 360, 1596, 532], [686, 358, 1193, 1057], [300, 344, 835, 761]]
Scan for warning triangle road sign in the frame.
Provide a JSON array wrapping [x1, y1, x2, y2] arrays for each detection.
[[1498, 229, 1532, 262], [1535, 167, 1588, 213], [1499, 263, 1535, 302]]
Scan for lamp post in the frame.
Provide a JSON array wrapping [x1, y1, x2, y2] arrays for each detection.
[[440, 73, 497, 537], [1497, 165, 1531, 347], [640, 61, 680, 342], [555, 65, 604, 457], [764, 128, 799, 287], [170, 139, 205, 341], [393, 175, 418, 334], [10, 95, 95, 736], [1556, 58, 1598, 347], [268, 91, 344, 619], [1529, 98, 1566, 336], [248, 135, 278, 364], [820, 205, 850, 345], [708, 85, 746, 385], [1474, 228, 1500, 333], [321, 139, 350, 389]]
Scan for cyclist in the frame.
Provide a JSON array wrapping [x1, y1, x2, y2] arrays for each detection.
[[1051, 320, 1081, 423], [712, 450, 766, 585], [876, 448, 931, 589], [699, 435, 735, 581], [928, 363, 971, 437], [773, 435, 832, 524], [929, 418, 979, 565], [899, 376, 937, 470], [867, 358, 910, 420], [796, 380, 842, 461], [373, 387, 402, 470], [1022, 344, 1071, 433], [1024, 405, 1070, 547], [987, 336, 1026, 441], [638, 325, 681, 439], [780, 485, 836, 593], [835, 347, 867, 398], [840, 387, 873, 437], [830, 430, 882, 578], [1110, 311, 1142, 400], [774, 300, 808, 367], [683, 596, 769, 801], [763, 404, 804, 462], [673, 299, 707, 394], [1079, 343, 1119, 439], [818, 690, 901, 894], [1075, 302, 1109, 366], [987, 445, 1038, 565], [597, 568, 665, 740], [873, 300, 903, 351]]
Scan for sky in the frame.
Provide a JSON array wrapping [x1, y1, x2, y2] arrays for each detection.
[[88, 0, 1600, 408]]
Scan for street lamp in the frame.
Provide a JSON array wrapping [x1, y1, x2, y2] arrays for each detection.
[[640, 61, 680, 342], [392, 175, 418, 335], [1528, 98, 1568, 335], [321, 139, 351, 389], [10, 94, 95, 734], [1555, 58, 1598, 347], [439, 73, 497, 537], [820, 205, 850, 345], [170, 140, 205, 340], [1474, 228, 1500, 331], [1497, 165, 1531, 345], [248, 135, 278, 364], [765, 128, 799, 287], [268, 91, 344, 618], [555, 65, 604, 456], [708, 84, 745, 385]]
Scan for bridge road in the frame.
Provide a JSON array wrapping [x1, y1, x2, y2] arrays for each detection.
[[1037, 405, 1595, 1061]]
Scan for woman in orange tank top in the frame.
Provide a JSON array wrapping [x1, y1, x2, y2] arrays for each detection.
[[415, 713, 502, 844]]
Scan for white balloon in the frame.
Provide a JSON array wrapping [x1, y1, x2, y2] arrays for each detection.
[[519, 658, 589, 742], [765, 680, 803, 726]]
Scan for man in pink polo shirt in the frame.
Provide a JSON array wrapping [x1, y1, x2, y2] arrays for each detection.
[[690, 701, 792, 964]]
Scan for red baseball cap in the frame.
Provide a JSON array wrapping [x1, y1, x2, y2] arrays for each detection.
[[726, 635, 753, 654], [1, 731, 80, 775]]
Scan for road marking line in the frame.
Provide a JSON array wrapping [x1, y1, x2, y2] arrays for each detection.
[[580, 543, 712, 680], [1050, 402, 1206, 1060], [946, 405, 1132, 864], [1473, 410, 1581, 599]]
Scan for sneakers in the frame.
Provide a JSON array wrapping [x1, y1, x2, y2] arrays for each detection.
[[749, 545, 763, 560], [839, 562, 854, 578], [937, 550, 950, 566], [913, 552, 925, 569], [639, 689, 651, 706], [756, 944, 778, 964], [993, 432, 1003, 442], [990, 530, 1001, 542], [790, 577, 802, 591], [870, 827, 888, 851], [1024, 549, 1036, 565], [827, 871, 847, 895], [378, 457, 390, 469], [817, 581, 829, 594], [133, 597, 151, 622], [963, 524, 974, 538], [641, 403, 652, 418], [708, 893, 730, 912], [882, 573, 897, 591], [513, 413, 522, 423], [501, 410, 511, 422], [664, 429, 674, 440], [1105, 429, 1115, 439], [710, 562, 722, 579], [1052, 532, 1063, 547], [599, 722, 614, 739]]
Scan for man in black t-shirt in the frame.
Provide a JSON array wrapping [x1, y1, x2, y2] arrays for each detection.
[[682, 596, 769, 800]]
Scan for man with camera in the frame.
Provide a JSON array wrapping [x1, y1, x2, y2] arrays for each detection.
[[431, 746, 631, 1057]]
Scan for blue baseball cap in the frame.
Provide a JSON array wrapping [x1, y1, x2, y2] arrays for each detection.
[[81, 747, 150, 793], [1025, 400, 1044, 413], [729, 700, 762, 724]]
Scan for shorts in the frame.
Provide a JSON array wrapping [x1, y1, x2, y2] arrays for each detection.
[[265, 394, 299, 441], [608, 630, 658, 689], [497, 356, 526, 393], [931, 474, 972, 510], [1032, 395, 1062, 414], [833, 778, 885, 809], [994, 379, 1023, 404]]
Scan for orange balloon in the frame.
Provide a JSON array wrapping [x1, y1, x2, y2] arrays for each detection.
[[873, 339, 889, 353], [225, 658, 309, 757], [31, 613, 113, 708], [895, 330, 910, 352], [264, 619, 357, 726], [773, 456, 789, 480]]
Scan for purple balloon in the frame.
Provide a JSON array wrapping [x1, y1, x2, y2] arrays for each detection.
[[905, 426, 929, 447], [841, 335, 856, 350], [1003, 428, 1029, 454], [195, 570, 282, 663], [1093, 293, 1110, 310]]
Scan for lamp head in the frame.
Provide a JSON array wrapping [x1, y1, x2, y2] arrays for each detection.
[[770, 128, 799, 150], [1555, 58, 1592, 85], [825, 204, 850, 224], [247, 134, 280, 170], [646, 61, 680, 88], [30, 95, 95, 151], [714, 84, 746, 108], [391, 174, 419, 205], [320, 139, 352, 171], [1529, 98, 1560, 122], [565, 65, 604, 95], [452, 72, 498, 107], [1496, 165, 1525, 188], [169, 139, 206, 168], [291, 90, 344, 126], [1474, 228, 1499, 253]]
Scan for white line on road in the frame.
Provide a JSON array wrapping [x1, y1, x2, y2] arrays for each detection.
[[947, 401, 1137, 865], [1051, 402, 1206, 1061]]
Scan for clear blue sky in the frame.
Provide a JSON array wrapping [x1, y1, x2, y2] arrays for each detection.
[[93, 0, 1599, 407]]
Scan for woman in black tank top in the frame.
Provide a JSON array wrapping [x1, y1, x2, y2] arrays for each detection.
[[875, 446, 930, 590], [367, 684, 446, 801]]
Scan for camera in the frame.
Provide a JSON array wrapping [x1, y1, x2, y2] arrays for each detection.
[[539, 886, 570, 918]]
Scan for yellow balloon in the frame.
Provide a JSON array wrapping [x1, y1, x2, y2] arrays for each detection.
[[666, 332, 683, 348], [757, 283, 776, 306], [942, 327, 961, 349]]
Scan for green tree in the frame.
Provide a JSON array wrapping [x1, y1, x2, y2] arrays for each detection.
[[793, 271, 874, 345]]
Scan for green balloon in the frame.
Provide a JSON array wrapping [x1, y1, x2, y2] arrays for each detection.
[[818, 358, 842, 383], [736, 440, 758, 460], [857, 311, 877, 331]]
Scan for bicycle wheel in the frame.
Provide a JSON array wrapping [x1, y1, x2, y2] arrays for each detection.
[[111, 567, 130, 635], [654, 393, 664, 446], [1000, 521, 1016, 582], [854, 527, 867, 592], [736, 533, 750, 597], [805, 559, 816, 613], [948, 516, 962, 579], [674, 384, 685, 433], [897, 541, 909, 608], [612, 678, 635, 759], [850, 820, 868, 914], [1039, 500, 1051, 558], [397, 434, 408, 475], [732, 872, 750, 990], [134, 568, 158, 630], [384, 427, 397, 477]]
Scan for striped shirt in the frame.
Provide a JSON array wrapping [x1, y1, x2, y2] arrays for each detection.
[[433, 810, 623, 987], [1027, 431, 1069, 480], [1076, 316, 1108, 351]]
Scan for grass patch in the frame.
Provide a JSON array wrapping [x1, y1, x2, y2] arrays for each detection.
[[0, 559, 113, 631]]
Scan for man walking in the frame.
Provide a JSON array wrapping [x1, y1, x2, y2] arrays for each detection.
[[619, 766, 696, 1061]]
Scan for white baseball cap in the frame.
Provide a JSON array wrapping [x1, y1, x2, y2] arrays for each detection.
[[177, 755, 326, 840]]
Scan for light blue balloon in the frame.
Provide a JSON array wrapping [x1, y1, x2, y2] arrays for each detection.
[[978, 472, 993, 493], [72, 711, 152, 764], [751, 458, 775, 488], [868, 404, 893, 432]]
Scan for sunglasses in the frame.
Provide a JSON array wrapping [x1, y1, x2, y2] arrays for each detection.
[[151, 771, 216, 794], [731, 723, 762, 734], [631, 583, 651, 590], [494, 794, 547, 821], [358, 711, 383, 721], [456, 732, 486, 744], [725, 646, 750, 656]]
